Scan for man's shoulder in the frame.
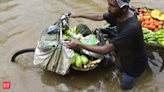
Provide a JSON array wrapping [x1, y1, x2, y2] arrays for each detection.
[[125, 17, 141, 30]]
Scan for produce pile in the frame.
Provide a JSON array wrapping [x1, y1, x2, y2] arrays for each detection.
[[63, 24, 101, 69], [71, 52, 101, 69], [135, 7, 164, 46]]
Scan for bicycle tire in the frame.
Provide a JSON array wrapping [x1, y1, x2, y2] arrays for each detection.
[[11, 48, 35, 62]]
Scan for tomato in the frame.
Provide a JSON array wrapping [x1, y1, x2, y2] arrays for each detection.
[[141, 21, 145, 26], [148, 25, 152, 29], [145, 21, 150, 25], [150, 23, 154, 26], [145, 18, 149, 21], [143, 24, 148, 28], [154, 22, 159, 27], [159, 21, 164, 25], [154, 28, 159, 32], [143, 10, 147, 13], [151, 25, 156, 30], [158, 25, 163, 29], [139, 9, 144, 12], [153, 19, 157, 22], [149, 20, 153, 24], [144, 13, 147, 16]]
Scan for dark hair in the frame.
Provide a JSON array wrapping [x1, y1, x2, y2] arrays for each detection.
[[123, 0, 130, 3]]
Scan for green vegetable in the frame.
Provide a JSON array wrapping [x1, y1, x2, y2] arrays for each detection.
[[144, 32, 155, 38], [159, 35, 162, 38], [75, 56, 82, 68], [75, 53, 79, 57], [162, 33, 164, 37], [73, 27, 76, 33], [155, 35, 159, 38], [148, 41, 158, 44], [142, 28, 150, 34], [147, 38, 156, 41], [157, 38, 164, 41], [162, 41, 164, 46], [71, 56, 76, 65], [76, 24, 92, 36], [63, 34, 71, 40], [155, 31, 161, 35], [157, 40, 162, 45], [158, 29, 164, 33], [80, 55, 88, 65], [65, 30, 74, 36]]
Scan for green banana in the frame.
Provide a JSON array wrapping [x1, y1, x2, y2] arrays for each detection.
[[155, 31, 161, 35], [162, 41, 164, 46], [147, 38, 156, 41], [157, 40, 162, 45], [148, 41, 158, 44], [159, 29, 164, 33], [157, 38, 164, 41], [155, 35, 159, 38], [143, 30, 150, 34], [162, 33, 164, 37], [159, 35, 162, 38]]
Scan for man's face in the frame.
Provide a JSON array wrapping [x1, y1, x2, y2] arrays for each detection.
[[107, 0, 122, 17]]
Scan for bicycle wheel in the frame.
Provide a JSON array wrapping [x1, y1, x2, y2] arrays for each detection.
[[11, 48, 35, 62]]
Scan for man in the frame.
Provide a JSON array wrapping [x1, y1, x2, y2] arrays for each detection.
[[67, 0, 148, 90]]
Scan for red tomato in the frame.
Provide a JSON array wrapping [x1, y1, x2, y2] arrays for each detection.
[[148, 25, 152, 29], [154, 22, 159, 27], [141, 21, 145, 26], [145, 21, 150, 25], [144, 25, 149, 28], [150, 23, 154, 25], [158, 25, 163, 29], [154, 28, 159, 32], [153, 19, 157, 22], [159, 21, 164, 25], [151, 25, 156, 30], [139, 9, 144, 12], [143, 10, 147, 13]]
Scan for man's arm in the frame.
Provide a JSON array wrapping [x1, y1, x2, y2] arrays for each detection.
[[70, 11, 104, 21], [67, 39, 115, 55], [78, 43, 115, 55]]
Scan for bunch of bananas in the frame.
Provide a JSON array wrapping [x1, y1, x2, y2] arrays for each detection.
[[143, 27, 164, 46], [155, 29, 164, 46], [143, 28, 157, 44]]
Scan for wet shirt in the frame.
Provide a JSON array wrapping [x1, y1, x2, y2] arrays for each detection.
[[103, 12, 148, 77]]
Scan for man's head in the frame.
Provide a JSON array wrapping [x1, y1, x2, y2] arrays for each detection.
[[107, 0, 130, 17]]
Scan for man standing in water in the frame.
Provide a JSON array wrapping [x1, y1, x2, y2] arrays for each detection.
[[67, 0, 148, 90]]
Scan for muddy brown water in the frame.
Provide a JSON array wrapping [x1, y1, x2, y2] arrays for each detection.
[[0, 0, 164, 92]]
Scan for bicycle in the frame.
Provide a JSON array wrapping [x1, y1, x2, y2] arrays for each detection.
[[11, 13, 70, 63]]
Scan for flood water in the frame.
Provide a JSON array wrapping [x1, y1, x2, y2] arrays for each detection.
[[0, 0, 164, 92]]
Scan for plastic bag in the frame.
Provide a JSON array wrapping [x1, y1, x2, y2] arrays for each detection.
[[80, 34, 100, 45], [33, 33, 74, 75]]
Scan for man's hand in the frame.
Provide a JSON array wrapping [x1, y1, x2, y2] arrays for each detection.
[[66, 38, 81, 49], [70, 11, 79, 18]]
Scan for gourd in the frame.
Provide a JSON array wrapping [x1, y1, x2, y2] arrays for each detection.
[[151, 10, 162, 18], [76, 24, 92, 36], [157, 14, 164, 21], [151, 10, 164, 21]]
